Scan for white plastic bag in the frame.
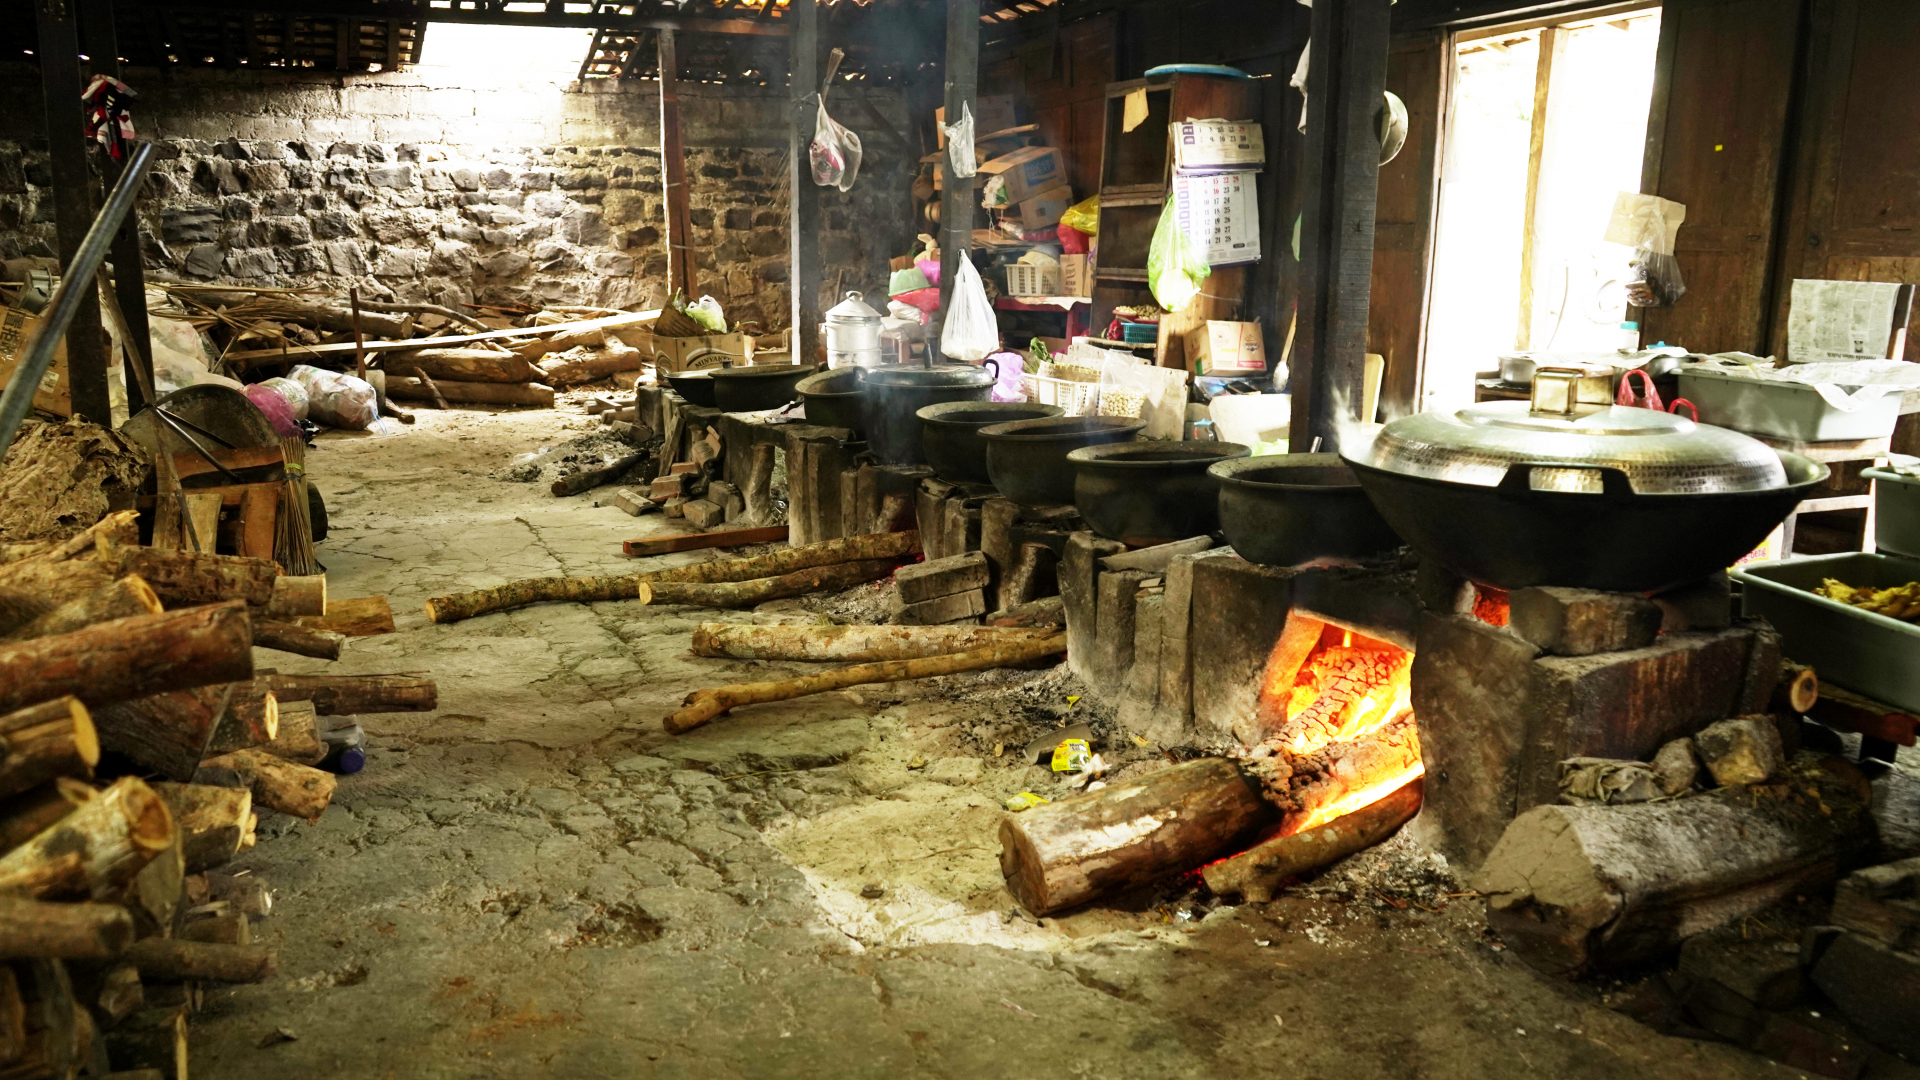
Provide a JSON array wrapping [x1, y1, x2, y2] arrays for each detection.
[[939, 258, 999, 363], [256, 376, 310, 420], [687, 295, 727, 333], [1098, 355, 1190, 440], [810, 98, 863, 192], [289, 364, 377, 430], [943, 102, 976, 180]]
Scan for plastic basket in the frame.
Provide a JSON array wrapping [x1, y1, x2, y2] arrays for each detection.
[[1005, 263, 1061, 298], [1023, 373, 1101, 415]]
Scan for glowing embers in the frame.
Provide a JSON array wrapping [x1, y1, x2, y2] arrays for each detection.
[[1472, 583, 1510, 626]]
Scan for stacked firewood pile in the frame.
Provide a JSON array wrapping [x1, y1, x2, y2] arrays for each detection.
[[0, 511, 436, 1078]]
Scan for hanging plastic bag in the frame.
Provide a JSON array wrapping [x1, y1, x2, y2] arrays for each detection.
[[1603, 192, 1687, 308], [1148, 194, 1210, 313], [686, 295, 728, 333], [810, 98, 863, 192], [939, 257, 999, 363], [943, 102, 976, 180], [288, 365, 377, 430], [1060, 195, 1099, 236]]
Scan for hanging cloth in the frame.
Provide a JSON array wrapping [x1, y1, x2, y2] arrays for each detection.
[[81, 75, 138, 160]]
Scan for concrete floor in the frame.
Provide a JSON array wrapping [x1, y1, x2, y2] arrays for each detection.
[[187, 404, 1789, 1079]]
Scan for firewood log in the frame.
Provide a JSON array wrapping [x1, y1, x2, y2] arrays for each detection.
[[102, 1004, 185, 1078], [264, 701, 323, 764], [536, 345, 644, 387], [0, 778, 173, 901], [0, 601, 254, 716], [151, 784, 252, 873], [690, 622, 1056, 662], [291, 595, 393, 637], [0, 577, 160, 642], [423, 529, 922, 623], [384, 347, 536, 384], [1776, 660, 1819, 714], [998, 758, 1279, 916], [92, 684, 234, 782], [263, 574, 326, 618], [180, 910, 250, 945], [1201, 779, 1424, 903], [197, 749, 334, 822], [0, 699, 97, 802], [0, 782, 90, 857], [385, 377, 555, 407], [666, 633, 1068, 734], [109, 548, 279, 608], [252, 620, 345, 661], [550, 452, 647, 497], [205, 684, 277, 757], [639, 558, 905, 610], [78, 963, 141, 1025], [0, 562, 117, 638], [0, 960, 91, 1080], [1474, 754, 1875, 976], [206, 872, 271, 919], [250, 673, 434, 715], [114, 831, 184, 941], [123, 939, 275, 984], [0, 900, 133, 961]]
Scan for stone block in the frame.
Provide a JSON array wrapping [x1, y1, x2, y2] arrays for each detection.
[[1694, 715, 1784, 787], [681, 499, 726, 529], [1832, 856, 1920, 952], [1061, 532, 1125, 683], [1651, 738, 1699, 796], [1093, 569, 1151, 689], [706, 480, 744, 522], [1809, 930, 1920, 1058], [611, 489, 655, 516], [981, 497, 1019, 606], [1118, 591, 1165, 733], [942, 500, 982, 556], [1678, 925, 1805, 1010], [1190, 556, 1297, 742], [894, 588, 986, 626], [1000, 542, 1058, 610], [1099, 535, 1213, 574], [915, 484, 951, 560], [1288, 563, 1423, 651], [1510, 586, 1662, 657], [1652, 571, 1733, 633], [896, 552, 990, 605], [649, 474, 690, 500], [783, 427, 852, 546], [1151, 548, 1240, 745]]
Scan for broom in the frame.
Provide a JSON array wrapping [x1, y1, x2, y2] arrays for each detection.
[[274, 437, 320, 575]]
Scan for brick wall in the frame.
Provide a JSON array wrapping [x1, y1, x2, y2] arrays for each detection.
[[0, 64, 914, 334]]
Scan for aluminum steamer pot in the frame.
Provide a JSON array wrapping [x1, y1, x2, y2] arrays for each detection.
[[1210, 454, 1402, 567], [1068, 440, 1251, 547], [822, 291, 883, 369], [859, 362, 999, 466]]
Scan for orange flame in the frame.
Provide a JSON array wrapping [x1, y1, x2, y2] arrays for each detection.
[[1472, 585, 1510, 626], [1287, 761, 1426, 834]]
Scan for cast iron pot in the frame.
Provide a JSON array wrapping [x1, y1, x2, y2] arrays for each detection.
[[1210, 454, 1403, 567], [1342, 452, 1828, 593], [796, 367, 865, 434], [979, 415, 1146, 506], [1068, 440, 1251, 547], [710, 363, 816, 413], [663, 370, 718, 409], [860, 362, 1000, 466], [916, 401, 1064, 485]]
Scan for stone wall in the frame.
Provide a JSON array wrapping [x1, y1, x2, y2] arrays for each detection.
[[0, 64, 914, 333]]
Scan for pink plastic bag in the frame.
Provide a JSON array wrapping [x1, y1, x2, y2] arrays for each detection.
[[1056, 225, 1089, 255], [243, 383, 302, 439], [894, 286, 942, 313]]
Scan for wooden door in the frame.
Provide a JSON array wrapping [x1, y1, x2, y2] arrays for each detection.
[[1639, 0, 1806, 354], [1367, 30, 1448, 418]]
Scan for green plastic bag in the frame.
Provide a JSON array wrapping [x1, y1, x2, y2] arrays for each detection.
[[1147, 194, 1209, 312]]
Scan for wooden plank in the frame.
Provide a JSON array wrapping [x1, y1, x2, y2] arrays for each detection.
[[622, 525, 790, 557], [170, 445, 286, 484], [237, 484, 278, 560], [292, 596, 396, 637], [658, 30, 698, 298], [1368, 29, 1448, 417], [1811, 683, 1920, 747], [223, 309, 660, 364], [35, 3, 113, 425], [937, 0, 981, 320], [790, 0, 823, 361], [1515, 26, 1564, 352]]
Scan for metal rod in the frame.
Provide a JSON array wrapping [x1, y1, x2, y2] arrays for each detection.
[[0, 141, 156, 460]]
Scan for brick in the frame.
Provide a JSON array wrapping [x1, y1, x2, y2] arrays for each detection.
[[1652, 571, 1732, 633], [1092, 570, 1151, 689], [1694, 715, 1784, 787], [981, 497, 1019, 606], [1118, 591, 1165, 732], [1510, 586, 1661, 657], [894, 588, 986, 626], [649, 474, 690, 500], [1099, 535, 1212, 574], [896, 551, 990, 604], [681, 499, 726, 529], [942, 500, 982, 556], [668, 462, 699, 476], [706, 480, 744, 521], [1061, 532, 1125, 683], [611, 489, 657, 516], [1189, 556, 1297, 741]]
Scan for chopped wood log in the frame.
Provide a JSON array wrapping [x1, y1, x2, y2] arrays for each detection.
[[204, 685, 276, 757], [103, 1005, 185, 1079], [425, 530, 922, 623], [355, 299, 489, 330], [985, 596, 1066, 629], [83, 963, 141, 1025], [123, 939, 275, 984], [1474, 755, 1875, 976], [0, 783, 89, 858], [551, 452, 647, 497], [181, 910, 250, 945], [93, 684, 233, 782], [690, 622, 1056, 662], [999, 758, 1278, 916], [109, 548, 279, 609], [198, 749, 334, 821], [115, 831, 184, 941], [264, 701, 323, 764], [3, 960, 90, 1080], [411, 367, 451, 410], [1201, 779, 1424, 903], [1, 577, 161, 642], [249, 672, 435, 715], [0, 778, 173, 901], [291, 595, 395, 637], [0, 699, 97, 802], [151, 784, 252, 874], [621, 525, 791, 557], [252, 620, 345, 661], [379, 395, 417, 424], [537, 345, 644, 387], [385, 377, 554, 407], [190, 293, 409, 337], [1776, 660, 1819, 714], [0, 562, 118, 638], [384, 347, 536, 383], [225, 307, 657, 363], [206, 872, 271, 919], [263, 574, 326, 618], [667, 632, 1068, 734], [640, 557, 904, 610], [0, 900, 133, 960]]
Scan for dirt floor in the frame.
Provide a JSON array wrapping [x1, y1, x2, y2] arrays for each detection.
[[185, 400, 1800, 1079]]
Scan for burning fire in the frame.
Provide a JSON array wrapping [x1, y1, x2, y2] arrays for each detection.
[[1472, 585, 1510, 626]]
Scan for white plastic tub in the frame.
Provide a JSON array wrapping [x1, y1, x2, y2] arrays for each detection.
[[1677, 366, 1901, 442]]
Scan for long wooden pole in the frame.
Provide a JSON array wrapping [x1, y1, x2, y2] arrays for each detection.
[[659, 29, 698, 299], [788, 0, 822, 361], [936, 0, 979, 324], [34, 3, 112, 423]]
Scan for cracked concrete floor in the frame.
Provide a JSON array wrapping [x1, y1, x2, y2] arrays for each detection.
[[185, 403, 1791, 1079]]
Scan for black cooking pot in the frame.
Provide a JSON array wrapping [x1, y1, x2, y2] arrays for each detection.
[[916, 401, 1063, 485], [796, 367, 865, 434], [1211, 454, 1402, 567], [981, 415, 1146, 506], [1069, 440, 1251, 547], [860, 362, 1000, 466], [663, 370, 718, 408], [1343, 453, 1828, 593], [710, 363, 816, 413]]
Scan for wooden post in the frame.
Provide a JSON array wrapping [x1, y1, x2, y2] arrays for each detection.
[[34, 2, 113, 424], [788, 0, 822, 363], [937, 0, 979, 324], [1288, 0, 1392, 453], [78, 0, 155, 412], [658, 30, 698, 300]]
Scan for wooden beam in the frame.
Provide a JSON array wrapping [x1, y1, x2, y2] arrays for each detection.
[[35, 2, 114, 425], [659, 29, 698, 298], [937, 0, 980, 323], [78, 0, 156, 413], [788, 0, 822, 361], [1514, 25, 1562, 351], [156, 0, 792, 37], [1288, 0, 1392, 453], [621, 525, 790, 557]]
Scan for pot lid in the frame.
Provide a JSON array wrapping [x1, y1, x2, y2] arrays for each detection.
[[860, 363, 996, 389], [1349, 400, 1789, 495], [824, 291, 882, 325]]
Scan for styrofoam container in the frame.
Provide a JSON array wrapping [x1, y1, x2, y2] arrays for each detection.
[[1865, 467, 1920, 560], [1732, 551, 1920, 712], [1207, 393, 1292, 449], [1677, 366, 1901, 442]]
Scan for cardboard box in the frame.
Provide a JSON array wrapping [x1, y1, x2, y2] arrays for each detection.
[[1170, 120, 1266, 171], [1015, 185, 1073, 231], [979, 146, 1065, 204], [936, 95, 1018, 146], [655, 332, 752, 373], [1060, 254, 1090, 299], [0, 307, 70, 416], [1184, 320, 1267, 376]]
